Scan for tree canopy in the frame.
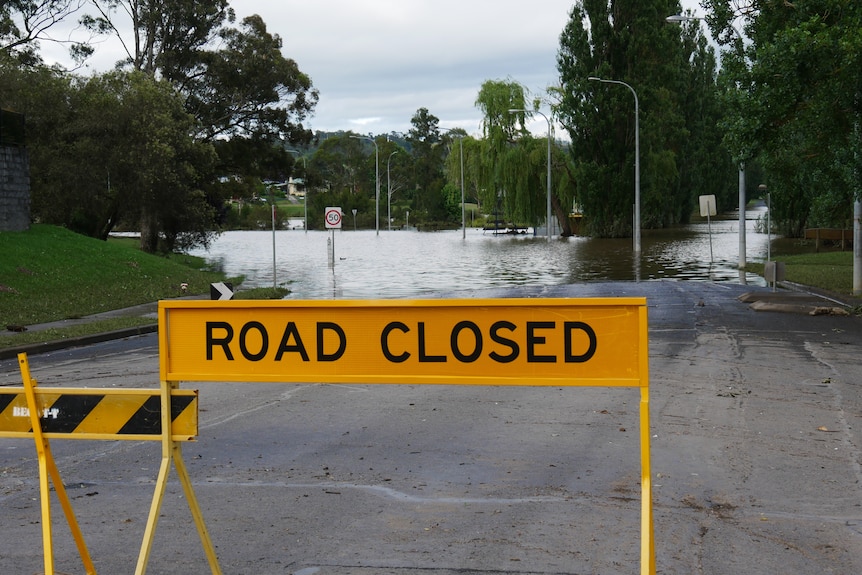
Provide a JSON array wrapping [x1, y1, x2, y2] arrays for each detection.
[[0, 1, 90, 65], [3, 0, 859, 247], [556, 0, 735, 237], [1, 0, 318, 252], [704, 0, 862, 235]]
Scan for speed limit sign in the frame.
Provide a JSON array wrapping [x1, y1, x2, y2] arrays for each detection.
[[324, 206, 343, 229]]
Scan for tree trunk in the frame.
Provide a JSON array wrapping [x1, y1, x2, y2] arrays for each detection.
[[552, 195, 574, 237], [139, 207, 159, 253]]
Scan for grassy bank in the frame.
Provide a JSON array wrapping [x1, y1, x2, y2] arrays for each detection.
[[747, 238, 859, 298], [747, 252, 853, 293], [1, 225, 232, 326]]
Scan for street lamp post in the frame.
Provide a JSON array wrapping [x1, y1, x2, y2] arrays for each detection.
[[508, 109, 552, 241], [667, 13, 747, 269], [456, 135, 466, 240], [351, 135, 380, 235], [440, 128, 468, 239], [387, 151, 398, 232], [587, 78, 640, 254], [286, 149, 308, 233], [269, 185, 277, 289]]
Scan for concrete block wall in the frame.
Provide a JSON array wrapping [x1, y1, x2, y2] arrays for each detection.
[[0, 146, 30, 232]]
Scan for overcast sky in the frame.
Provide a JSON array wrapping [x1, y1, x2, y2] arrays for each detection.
[[47, 1, 701, 138]]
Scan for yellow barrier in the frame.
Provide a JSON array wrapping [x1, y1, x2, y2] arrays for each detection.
[[159, 297, 655, 575], [0, 387, 197, 441], [7, 354, 213, 575], [7, 298, 655, 575]]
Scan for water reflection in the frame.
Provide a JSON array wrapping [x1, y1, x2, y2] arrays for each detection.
[[190, 207, 770, 299]]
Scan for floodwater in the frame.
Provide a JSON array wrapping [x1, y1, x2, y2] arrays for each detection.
[[190, 205, 772, 299]]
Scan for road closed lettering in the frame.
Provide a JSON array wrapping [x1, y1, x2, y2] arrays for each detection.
[[160, 298, 647, 387], [205, 319, 597, 365]]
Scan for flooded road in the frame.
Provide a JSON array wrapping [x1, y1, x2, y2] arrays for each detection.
[[191, 205, 772, 298]]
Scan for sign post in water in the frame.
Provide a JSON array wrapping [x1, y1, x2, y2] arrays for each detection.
[[325, 206, 342, 268], [699, 195, 717, 264]]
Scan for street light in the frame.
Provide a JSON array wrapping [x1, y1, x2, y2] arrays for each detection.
[[508, 109, 553, 241], [440, 127, 467, 239], [667, 12, 748, 270], [587, 77, 641, 254], [664, 14, 692, 24], [351, 135, 380, 235], [286, 149, 308, 233], [269, 185, 277, 288], [387, 151, 398, 232]]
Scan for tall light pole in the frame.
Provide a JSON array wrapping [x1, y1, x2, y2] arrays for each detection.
[[387, 151, 398, 232], [508, 109, 553, 241], [286, 149, 308, 232], [351, 135, 380, 235], [667, 13, 747, 269], [441, 127, 468, 239], [269, 184, 277, 288], [587, 78, 640, 254]]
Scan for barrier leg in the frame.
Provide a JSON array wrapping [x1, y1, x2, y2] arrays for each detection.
[[135, 452, 171, 575], [174, 442, 222, 574], [19, 353, 97, 575], [640, 386, 655, 575], [135, 380, 221, 575]]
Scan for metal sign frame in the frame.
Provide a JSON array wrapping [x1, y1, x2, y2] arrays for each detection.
[[159, 297, 655, 575]]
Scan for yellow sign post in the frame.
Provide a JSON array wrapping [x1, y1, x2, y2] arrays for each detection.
[[160, 297, 654, 574]]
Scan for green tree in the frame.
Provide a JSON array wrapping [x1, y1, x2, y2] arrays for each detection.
[[666, 10, 737, 221], [1, 66, 218, 249], [310, 133, 368, 194], [557, 0, 723, 237], [0, 1, 90, 65], [84, 0, 232, 74], [407, 107, 451, 224], [703, 0, 862, 236], [476, 79, 572, 232], [187, 15, 318, 144], [474, 80, 529, 226], [84, 1, 317, 250]]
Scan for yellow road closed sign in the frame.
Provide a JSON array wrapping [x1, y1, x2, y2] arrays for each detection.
[[159, 298, 648, 387], [157, 297, 655, 574]]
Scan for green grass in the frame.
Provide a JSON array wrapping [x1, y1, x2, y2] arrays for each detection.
[[0, 316, 156, 348], [747, 247, 856, 296], [0, 225, 230, 326]]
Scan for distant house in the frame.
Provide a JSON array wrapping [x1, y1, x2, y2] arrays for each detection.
[[287, 177, 305, 198]]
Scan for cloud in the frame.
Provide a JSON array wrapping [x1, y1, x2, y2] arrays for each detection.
[[236, 0, 573, 135], [39, 0, 704, 137]]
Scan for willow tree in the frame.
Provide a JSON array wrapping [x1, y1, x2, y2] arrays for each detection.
[[474, 79, 545, 227]]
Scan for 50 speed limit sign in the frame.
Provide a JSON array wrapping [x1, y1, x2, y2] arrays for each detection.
[[324, 206, 343, 229]]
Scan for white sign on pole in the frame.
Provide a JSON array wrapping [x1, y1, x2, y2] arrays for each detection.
[[699, 195, 716, 263], [699, 195, 717, 217], [324, 206, 343, 229]]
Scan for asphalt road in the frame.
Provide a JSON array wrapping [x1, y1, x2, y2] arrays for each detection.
[[1, 281, 861, 574]]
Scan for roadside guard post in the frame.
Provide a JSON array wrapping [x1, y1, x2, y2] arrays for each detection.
[[160, 297, 655, 574], [2, 353, 212, 575]]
